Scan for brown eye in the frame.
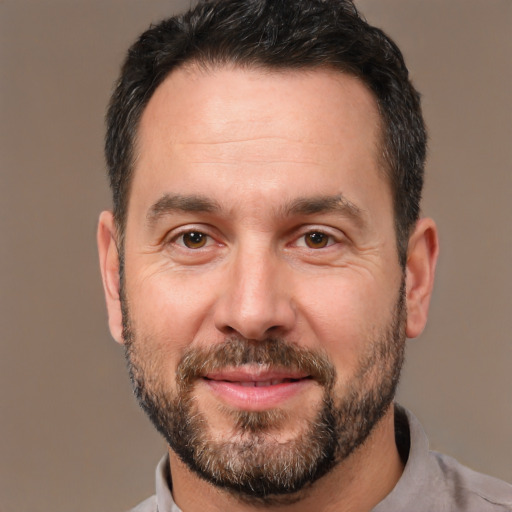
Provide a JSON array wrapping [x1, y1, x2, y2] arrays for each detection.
[[182, 231, 208, 249], [305, 232, 329, 249]]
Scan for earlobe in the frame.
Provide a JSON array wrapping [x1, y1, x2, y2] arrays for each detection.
[[405, 218, 439, 339], [97, 211, 124, 344]]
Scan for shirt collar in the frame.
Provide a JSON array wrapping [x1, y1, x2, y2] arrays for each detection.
[[155, 454, 181, 512], [372, 405, 435, 511]]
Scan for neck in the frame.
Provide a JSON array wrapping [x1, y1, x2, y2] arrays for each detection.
[[169, 404, 403, 512]]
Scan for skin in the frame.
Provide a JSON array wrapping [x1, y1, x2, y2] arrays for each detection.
[[98, 66, 438, 512]]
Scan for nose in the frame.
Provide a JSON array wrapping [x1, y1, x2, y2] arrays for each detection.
[[213, 244, 296, 341]]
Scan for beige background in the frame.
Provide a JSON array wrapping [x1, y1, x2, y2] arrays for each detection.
[[0, 1, 510, 511]]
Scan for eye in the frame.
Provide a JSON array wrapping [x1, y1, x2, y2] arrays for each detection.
[[177, 231, 210, 249], [294, 230, 337, 249]]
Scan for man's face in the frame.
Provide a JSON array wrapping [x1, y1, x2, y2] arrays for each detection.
[[117, 66, 406, 499]]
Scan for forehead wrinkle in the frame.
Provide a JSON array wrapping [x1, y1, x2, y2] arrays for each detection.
[[173, 138, 332, 167]]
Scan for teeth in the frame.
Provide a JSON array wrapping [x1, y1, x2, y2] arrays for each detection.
[[237, 379, 285, 387]]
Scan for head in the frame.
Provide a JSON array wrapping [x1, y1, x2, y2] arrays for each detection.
[[99, 0, 438, 505]]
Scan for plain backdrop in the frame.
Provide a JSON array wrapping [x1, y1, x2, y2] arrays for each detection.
[[0, 1, 511, 511]]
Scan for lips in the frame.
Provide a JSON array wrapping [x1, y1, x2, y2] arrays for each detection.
[[201, 367, 313, 410]]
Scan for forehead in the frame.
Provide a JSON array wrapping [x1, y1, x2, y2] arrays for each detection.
[[131, 65, 388, 216], [137, 64, 382, 153]]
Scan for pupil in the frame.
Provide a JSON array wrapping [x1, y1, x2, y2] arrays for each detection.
[[309, 233, 324, 245], [185, 232, 204, 247], [188, 232, 202, 243]]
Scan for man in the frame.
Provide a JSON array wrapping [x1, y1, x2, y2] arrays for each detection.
[[97, 0, 512, 510]]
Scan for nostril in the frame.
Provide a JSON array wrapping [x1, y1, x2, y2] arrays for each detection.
[[218, 324, 237, 336]]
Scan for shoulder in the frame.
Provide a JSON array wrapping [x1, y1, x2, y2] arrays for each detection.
[[125, 495, 157, 512], [431, 451, 512, 511]]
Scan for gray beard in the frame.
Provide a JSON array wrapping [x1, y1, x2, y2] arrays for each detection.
[[122, 282, 406, 505]]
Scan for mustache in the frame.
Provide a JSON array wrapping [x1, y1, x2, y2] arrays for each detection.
[[176, 336, 336, 389]]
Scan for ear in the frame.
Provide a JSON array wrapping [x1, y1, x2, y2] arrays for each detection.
[[97, 211, 124, 344], [405, 217, 439, 338]]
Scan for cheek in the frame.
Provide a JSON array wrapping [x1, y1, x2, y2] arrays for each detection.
[[125, 268, 218, 362], [295, 273, 394, 370]]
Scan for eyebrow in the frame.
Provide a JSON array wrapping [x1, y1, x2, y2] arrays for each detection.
[[284, 194, 367, 227], [146, 194, 221, 225], [146, 192, 366, 227]]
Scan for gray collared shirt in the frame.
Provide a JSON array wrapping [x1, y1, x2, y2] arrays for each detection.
[[128, 407, 512, 512]]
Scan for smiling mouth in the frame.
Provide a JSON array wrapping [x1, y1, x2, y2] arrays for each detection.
[[200, 368, 314, 410]]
